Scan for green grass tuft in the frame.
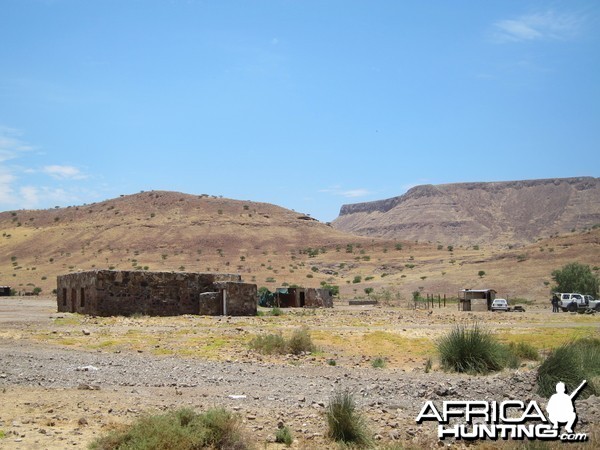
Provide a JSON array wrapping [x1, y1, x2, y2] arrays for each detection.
[[270, 307, 283, 316], [249, 333, 286, 355], [326, 390, 373, 448], [287, 327, 316, 355], [275, 426, 293, 446], [249, 327, 315, 355], [437, 322, 511, 374], [508, 341, 540, 361], [371, 356, 386, 369], [537, 338, 600, 399], [88, 407, 251, 450]]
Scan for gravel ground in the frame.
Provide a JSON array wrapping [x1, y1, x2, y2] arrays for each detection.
[[2, 339, 599, 449], [1, 298, 599, 449]]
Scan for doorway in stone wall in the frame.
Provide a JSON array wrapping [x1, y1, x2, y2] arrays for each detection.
[[70, 288, 77, 313]]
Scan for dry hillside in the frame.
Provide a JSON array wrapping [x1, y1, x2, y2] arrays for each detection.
[[333, 177, 600, 245], [0, 189, 598, 302]]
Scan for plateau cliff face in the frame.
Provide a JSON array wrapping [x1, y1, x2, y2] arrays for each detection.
[[332, 177, 600, 245]]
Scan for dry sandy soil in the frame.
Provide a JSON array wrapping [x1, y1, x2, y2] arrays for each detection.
[[0, 297, 599, 449]]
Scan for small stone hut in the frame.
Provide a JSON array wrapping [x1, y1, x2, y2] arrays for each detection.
[[458, 289, 496, 312], [57, 270, 257, 316], [274, 287, 333, 308]]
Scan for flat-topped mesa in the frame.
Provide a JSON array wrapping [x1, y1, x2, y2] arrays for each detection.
[[338, 184, 443, 216], [333, 177, 600, 245]]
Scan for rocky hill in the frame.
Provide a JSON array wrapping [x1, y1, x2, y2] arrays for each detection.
[[1, 187, 598, 301], [0, 191, 371, 294], [332, 177, 600, 245]]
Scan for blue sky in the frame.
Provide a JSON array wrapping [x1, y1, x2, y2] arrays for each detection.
[[1, 0, 598, 222]]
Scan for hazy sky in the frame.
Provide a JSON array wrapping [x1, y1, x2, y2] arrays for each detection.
[[1, 0, 599, 221]]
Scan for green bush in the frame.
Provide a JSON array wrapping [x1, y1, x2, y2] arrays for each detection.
[[249, 328, 315, 355], [371, 357, 386, 369], [275, 426, 293, 446], [249, 334, 286, 355], [88, 407, 251, 450], [270, 307, 283, 316], [287, 327, 316, 355], [437, 323, 509, 374], [537, 338, 600, 399], [326, 390, 372, 447], [508, 342, 539, 361]]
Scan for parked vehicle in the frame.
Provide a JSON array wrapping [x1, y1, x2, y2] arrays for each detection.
[[584, 295, 600, 311], [557, 293, 588, 312], [491, 298, 509, 312]]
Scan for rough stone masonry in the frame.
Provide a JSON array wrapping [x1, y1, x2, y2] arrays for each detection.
[[57, 270, 257, 316]]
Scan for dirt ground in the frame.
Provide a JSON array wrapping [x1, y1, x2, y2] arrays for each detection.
[[0, 297, 599, 449]]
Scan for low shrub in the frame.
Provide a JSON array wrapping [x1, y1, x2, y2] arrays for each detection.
[[537, 338, 600, 399], [88, 407, 251, 450], [249, 333, 286, 355], [287, 327, 316, 355], [249, 328, 315, 355], [270, 307, 283, 316], [437, 323, 507, 374], [326, 390, 372, 447], [424, 357, 432, 373], [371, 357, 386, 369], [275, 426, 293, 446], [508, 342, 539, 361]]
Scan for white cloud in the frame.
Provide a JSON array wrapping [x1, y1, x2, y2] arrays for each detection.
[[19, 186, 39, 209], [42, 165, 87, 180], [491, 10, 583, 43], [319, 186, 371, 198], [0, 170, 17, 204], [0, 126, 34, 162], [0, 126, 91, 211], [341, 189, 370, 198]]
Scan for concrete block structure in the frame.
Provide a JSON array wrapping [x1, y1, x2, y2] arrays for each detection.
[[458, 289, 497, 312], [57, 270, 257, 316], [274, 287, 333, 308]]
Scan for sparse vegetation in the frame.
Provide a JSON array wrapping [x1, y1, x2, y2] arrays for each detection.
[[275, 426, 293, 446], [371, 356, 386, 368], [249, 333, 287, 355], [508, 341, 539, 361], [249, 327, 315, 355], [88, 407, 251, 450], [326, 390, 373, 447], [537, 338, 600, 399], [437, 323, 520, 374]]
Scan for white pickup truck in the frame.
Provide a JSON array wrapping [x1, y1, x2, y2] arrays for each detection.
[[557, 293, 600, 312]]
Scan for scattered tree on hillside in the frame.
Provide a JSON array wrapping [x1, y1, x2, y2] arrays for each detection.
[[551, 262, 599, 296]]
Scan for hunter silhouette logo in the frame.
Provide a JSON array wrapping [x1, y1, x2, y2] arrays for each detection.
[[416, 379, 589, 442], [546, 380, 586, 434]]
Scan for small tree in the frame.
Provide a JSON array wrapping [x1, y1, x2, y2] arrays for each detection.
[[551, 263, 599, 296], [478, 270, 486, 278], [364, 287, 373, 297]]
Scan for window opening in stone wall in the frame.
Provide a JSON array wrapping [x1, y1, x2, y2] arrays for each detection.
[[62, 288, 67, 306], [80, 287, 85, 307]]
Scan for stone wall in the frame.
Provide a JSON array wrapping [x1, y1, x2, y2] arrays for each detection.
[[57, 270, 256, 316], [215, 281, 257, 316], [304, 288, 333, 308]]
